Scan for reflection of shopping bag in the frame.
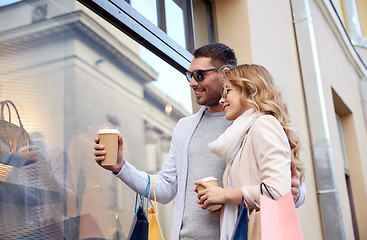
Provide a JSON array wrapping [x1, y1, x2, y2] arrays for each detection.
[[65, 213, 103, 240], [20, 218, 63, 240], [147, 175, 164, 240], [0, 100, 40, 206], [231, 197, 248, 240], [128, 176, 150, 240], [260, 183, 303, 240], [0, 100, 32, 159]]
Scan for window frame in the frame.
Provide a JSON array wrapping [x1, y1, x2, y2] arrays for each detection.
[[78, 0, 193, 73]]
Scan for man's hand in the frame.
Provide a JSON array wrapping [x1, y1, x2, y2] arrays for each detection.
[[291, 164, 301, 203], [94, 135, 124, 174]]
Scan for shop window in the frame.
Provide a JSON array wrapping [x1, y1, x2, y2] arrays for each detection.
[[0, 0, 219, 238], [0, 0, 192, 239]]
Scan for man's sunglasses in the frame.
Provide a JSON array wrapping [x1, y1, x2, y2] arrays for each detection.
[[185, 68, 220, 82]]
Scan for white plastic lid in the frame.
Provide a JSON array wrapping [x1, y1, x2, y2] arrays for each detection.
[[200, 176, 218, 182], [97, 129, 120, 134]]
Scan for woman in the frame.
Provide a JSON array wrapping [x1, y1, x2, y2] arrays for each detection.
[[195, 64, 305, 240]]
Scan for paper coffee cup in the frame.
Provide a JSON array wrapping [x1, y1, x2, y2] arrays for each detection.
[[196, 177, 223, 211], [98, 129, 120, 166]]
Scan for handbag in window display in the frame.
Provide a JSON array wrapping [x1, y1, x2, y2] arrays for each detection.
[[0, 100, 69, 239]]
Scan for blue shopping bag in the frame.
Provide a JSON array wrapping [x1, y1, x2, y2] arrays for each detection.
[[128, 176, 151, 240], [231, 197, 248, 240]]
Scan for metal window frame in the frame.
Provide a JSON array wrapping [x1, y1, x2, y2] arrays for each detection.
[[78, 0, 193, 73], [183, 0, 195, 52], [157, 0, 167, 33]]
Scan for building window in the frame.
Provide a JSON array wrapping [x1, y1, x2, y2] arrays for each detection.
[[192, 0, 216, 47], [334, 97, 360, 240], [127, 0, 195, 52]]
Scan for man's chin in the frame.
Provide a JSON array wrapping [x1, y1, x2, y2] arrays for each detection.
[[195, 98, 204, 106]]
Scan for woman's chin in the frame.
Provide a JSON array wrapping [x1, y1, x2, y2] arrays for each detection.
[[225, 113, 235, 121]]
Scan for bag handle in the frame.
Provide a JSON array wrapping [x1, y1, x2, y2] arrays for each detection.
[[0, 100, 31, 153], [1, 100, 26, 129], [260, 183, 275, 200], [2, 102, 11, 122], [149, 174, 159, 216], [133, 175, 151, 220], [238, 196, 251, 219]]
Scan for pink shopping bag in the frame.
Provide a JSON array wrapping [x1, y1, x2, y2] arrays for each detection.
[[260, 191, 303, 240]]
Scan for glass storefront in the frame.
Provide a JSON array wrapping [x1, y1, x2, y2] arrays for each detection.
[[0, 0, 201, 239]]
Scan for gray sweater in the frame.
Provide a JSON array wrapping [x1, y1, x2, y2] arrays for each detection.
[[179, 110, 231, 239], [117, 106, 228, 240]]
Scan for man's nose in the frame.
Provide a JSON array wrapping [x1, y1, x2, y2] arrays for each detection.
[[189, 77, 198, 87]]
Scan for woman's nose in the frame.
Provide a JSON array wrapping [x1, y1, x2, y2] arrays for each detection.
[[219, 96, 225, 104]]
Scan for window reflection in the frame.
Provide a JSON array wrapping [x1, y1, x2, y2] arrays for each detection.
[[140, 47, 192, 114], [0, 0, 191, 239]]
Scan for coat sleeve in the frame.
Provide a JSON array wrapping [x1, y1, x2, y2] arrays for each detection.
[[241, 115, 291, 209]]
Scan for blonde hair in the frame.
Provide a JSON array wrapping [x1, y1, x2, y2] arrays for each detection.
[[223, 64, 305, 183]]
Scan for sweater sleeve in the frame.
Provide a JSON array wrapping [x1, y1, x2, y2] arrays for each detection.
[[115, 121, 182, 205], [295, 182, 306, 208]]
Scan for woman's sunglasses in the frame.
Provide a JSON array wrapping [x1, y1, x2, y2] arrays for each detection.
[[185, 68, 220, 82]]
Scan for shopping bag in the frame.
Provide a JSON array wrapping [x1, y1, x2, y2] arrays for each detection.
[[147, 175, 164, 240], [128, 205, 149, 240], [128, 176, 151, 240], [260, 183, 303, 240], [230, 197, 248, 240], [247, 209, 261, 240]]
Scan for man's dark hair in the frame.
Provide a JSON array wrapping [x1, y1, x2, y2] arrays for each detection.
[[193, 42, 237, 68]]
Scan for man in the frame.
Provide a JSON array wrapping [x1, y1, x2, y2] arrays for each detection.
[[94, 43, 305, 240]]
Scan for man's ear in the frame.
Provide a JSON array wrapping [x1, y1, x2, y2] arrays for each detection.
[[221, 66, 231, 72], [219, 66, 230, 84]]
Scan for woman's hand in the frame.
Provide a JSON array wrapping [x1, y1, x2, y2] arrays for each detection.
[[194, 180, 228, 210]]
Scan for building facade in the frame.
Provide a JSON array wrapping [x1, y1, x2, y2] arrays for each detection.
[[0, 0, 366, 239]]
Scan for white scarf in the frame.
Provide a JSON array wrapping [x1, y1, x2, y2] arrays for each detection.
[[208, 108, 258, 164], [208, 108, 258, 240]]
